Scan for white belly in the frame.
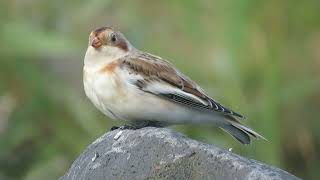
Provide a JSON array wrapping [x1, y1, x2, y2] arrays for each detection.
[[83, 65, 221, 125]]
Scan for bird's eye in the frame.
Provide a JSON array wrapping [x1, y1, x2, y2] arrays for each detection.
[[111, 34, 117, 43]]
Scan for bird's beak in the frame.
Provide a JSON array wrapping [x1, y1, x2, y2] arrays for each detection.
[[89, 33, 102, 49]]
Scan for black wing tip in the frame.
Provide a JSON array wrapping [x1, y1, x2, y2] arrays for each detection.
[[209, 99, 245, 119], [232, 111, 246, 119]]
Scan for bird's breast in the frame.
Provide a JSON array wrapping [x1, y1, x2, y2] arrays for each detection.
[[83, 63, 126, 119]]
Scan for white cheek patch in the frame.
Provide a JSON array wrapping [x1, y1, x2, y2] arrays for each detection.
[[84, 45, 129, 70], [101, 46, 128, 59]]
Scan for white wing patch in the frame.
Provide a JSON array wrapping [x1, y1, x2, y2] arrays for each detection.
[[143, 81, 210, 106]]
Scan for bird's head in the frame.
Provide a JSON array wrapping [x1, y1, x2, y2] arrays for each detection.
[[87, 27, 132, 58]]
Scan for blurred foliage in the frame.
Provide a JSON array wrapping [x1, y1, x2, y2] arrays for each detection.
[[0, 0, 319, 179]]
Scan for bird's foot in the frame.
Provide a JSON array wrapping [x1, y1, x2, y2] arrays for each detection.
[[110, 126, 120, 131], [110, 125, 138, 131], [119, 125, 138, 130]]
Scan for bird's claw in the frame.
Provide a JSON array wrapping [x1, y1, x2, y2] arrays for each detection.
[[119, 125, 137, 130], [110, 125, 137, 131], [110, 126, 120, 131]]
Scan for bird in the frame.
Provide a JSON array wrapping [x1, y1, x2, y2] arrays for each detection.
[[83, 26, 266, 144]]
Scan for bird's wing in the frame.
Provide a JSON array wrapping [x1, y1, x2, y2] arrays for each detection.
[[119, 52, 244, 118]]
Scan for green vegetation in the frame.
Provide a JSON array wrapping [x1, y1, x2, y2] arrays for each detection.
[[0, 0, 319, 179]]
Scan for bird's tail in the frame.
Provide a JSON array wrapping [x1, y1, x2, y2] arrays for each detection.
[[220, 116, 267, 144]]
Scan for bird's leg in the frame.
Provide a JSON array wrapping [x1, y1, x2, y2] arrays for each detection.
[[110, 126, 120, 131], [119, 124, 139, 130], [110, 125, 137, 131], [110, 121, 168, 131], [128, 120, 169, 129]]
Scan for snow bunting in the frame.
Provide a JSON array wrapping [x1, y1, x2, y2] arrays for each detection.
[[83, 27, 265, 144]]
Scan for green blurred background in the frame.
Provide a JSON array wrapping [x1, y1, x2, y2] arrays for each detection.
[[0, 0, 319, 179]]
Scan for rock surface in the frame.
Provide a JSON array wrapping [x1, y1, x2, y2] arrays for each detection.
[[61, 127, 299, 180]]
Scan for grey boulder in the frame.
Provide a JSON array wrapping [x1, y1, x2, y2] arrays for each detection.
[[61, 127, 299, 180]]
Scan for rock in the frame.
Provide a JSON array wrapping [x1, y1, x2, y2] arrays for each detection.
[[61, 127, 299, 180]]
